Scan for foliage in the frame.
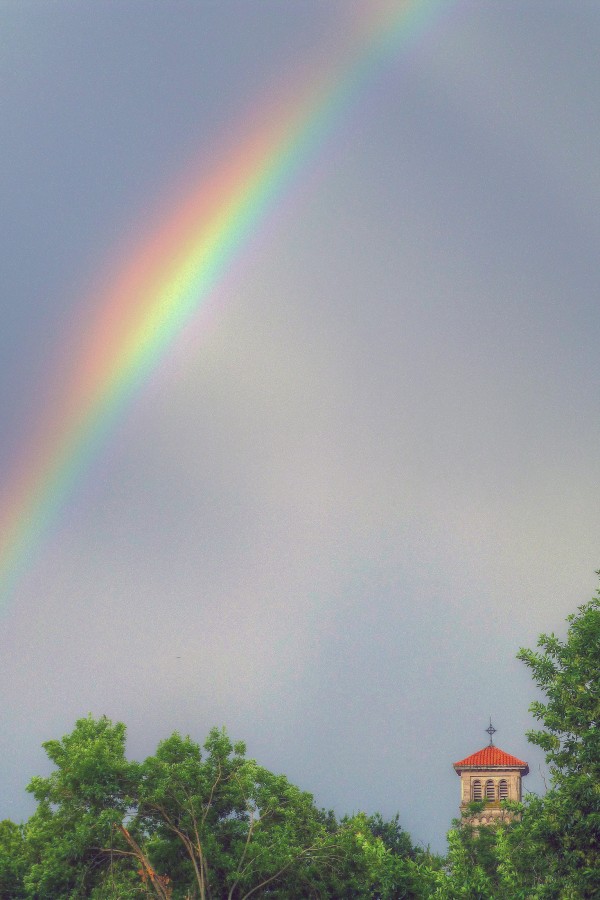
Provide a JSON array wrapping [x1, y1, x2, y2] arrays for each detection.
[[0, 819, 28, 899], [515, 582, 600, 898], [4, 576, 600, 897], [10, 717, 422, 899], [133, 726, 341, 898], [23, 715, 136, 899], [418, 578, 600, 899]]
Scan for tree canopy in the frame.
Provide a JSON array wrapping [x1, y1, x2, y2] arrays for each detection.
[[2, 575, 599, 898], [416, 577, 600, 899], [515, 584, 600, 897], [3, 718, 426, 899]]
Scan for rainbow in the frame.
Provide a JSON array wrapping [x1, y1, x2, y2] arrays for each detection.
[[0, 0, 445, 600]]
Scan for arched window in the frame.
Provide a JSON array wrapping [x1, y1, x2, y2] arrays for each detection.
[[485, 779, 495, 800], [499, 779, 508, 800], [472, 779, 482, 800]]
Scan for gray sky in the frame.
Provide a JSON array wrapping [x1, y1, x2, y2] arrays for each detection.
[[1, 1, 599, 853]]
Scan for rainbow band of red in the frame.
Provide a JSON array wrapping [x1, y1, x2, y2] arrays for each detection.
[[0, 0, 444, 600]]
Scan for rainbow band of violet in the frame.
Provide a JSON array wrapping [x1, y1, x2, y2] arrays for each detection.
[[0, 0, 444, 601]]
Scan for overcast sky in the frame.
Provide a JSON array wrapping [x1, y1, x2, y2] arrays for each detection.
[[1, 1, 599, 853]]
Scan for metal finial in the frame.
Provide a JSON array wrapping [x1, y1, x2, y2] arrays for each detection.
[[485, 718, 497, 746]]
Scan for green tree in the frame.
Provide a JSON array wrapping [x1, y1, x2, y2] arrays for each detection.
[[365, 813, 416, 861], [19, 717, 423, 898], [515, 582, 600, 897], [23, 715, 141, 899], [0, 819, 28, 899], [353, 813, 437, 899], [133, 726, 339, 899], [425, 579, 600, 899]]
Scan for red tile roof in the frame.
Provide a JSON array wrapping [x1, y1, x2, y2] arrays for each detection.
[[453, 745, 529, 774]]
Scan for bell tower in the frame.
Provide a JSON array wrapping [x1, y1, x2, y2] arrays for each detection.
[[453, 721, 529, 826]]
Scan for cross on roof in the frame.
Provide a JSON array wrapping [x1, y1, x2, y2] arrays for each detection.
[[485, 718, 497, 746]]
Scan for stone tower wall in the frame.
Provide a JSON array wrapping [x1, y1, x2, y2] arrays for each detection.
[[458, 768, 523, 825]]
